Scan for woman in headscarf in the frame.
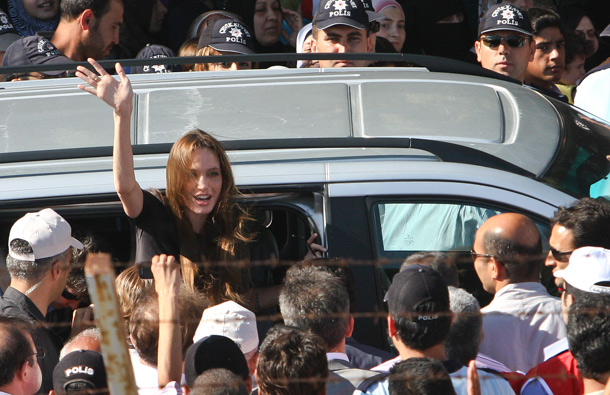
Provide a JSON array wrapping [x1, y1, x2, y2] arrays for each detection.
[[559, 5, 607, 71], [402, 0, 476, 63], [372, 0, 406, 53], [222, 0, 303, 67], [7, 0, 59, 36]]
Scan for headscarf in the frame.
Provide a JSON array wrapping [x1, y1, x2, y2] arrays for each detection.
[[403, 0, 474, 62], [222, 0, 292, 67], [372, 0, 404, 14], [296, 22, 312, 68], [7, 0, 59, 36]]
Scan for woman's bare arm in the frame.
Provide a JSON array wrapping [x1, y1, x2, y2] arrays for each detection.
[[76, 58, 143, 218]]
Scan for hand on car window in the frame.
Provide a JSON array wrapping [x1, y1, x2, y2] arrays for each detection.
[[76, 58, 134, 118], [303, 233, 327, 260]]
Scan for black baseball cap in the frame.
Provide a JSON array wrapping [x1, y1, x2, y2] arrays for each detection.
[[479, 4, 533, 37], [197, 19, 255, 54], [184, 335, 249, 388], [385, 264, 450, 321], [133, 44, 181, 74], [313, 0, 370, 30], [2, 35, 72, 75], [52, 350, 108, 395], [360, 0, 384, 22]]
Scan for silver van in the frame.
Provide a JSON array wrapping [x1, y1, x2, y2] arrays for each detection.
[[1, 66, 609, 349]]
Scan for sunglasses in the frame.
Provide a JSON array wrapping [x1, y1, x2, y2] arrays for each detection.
[[62, 289, 80, 301], [548, 247, 573, 261], [481, 35, 527, 49], [470, 250, 495, 261]]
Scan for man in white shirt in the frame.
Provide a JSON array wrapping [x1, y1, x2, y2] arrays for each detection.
[[473, 212, 566, 373]]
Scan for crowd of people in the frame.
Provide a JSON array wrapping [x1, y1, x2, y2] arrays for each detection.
[[3, 187, 610, 394], [0, 0, 609, 110], [3, 0, 610, 394]]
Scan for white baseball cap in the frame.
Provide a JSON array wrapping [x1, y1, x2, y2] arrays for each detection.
[[554, 246, 610, 295], [8, 208, 83, 261], [193, 301, 258, 355]]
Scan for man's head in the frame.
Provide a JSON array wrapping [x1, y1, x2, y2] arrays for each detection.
[[388, 357, 454, 395], [52, 350, 108, 395], [475, 3, 534, 82], [525, 8, 565, 89], [280, 268, 351, 351], [0, 316, 41, 395], [401, 252, 459, 287], [311, 0, 373, 68], [59, 328, 102, 360], [184, 335, 250, 391], [385, 265, 451, 352], [554, 246, 610, 318], [472, 213, 542, 294], [7, 209, 82, 302], [287, 258, 356, 313], [547, 198, 610, 285], [58, 0, 124, 60], [256, 326, 328, 395], [189, 368, 249, 395], [444, 287, 482, 366], [555, 247, 610, 386], [129, 287, 206, 367], [193, 301, 258, 374]]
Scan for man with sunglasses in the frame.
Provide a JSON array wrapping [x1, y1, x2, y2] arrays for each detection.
[[475, 3, 535, 83], [520, 199, 610, 395], [472, 213, 566, 373], [546, 198, 610, 287]]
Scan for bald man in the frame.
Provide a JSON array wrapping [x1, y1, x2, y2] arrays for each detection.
[[472, 213, 566, 373]]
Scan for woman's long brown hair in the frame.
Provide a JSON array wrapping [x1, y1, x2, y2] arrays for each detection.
[[165, 129, 255, 304]]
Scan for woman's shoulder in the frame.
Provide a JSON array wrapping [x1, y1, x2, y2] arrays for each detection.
[[136, 188, 173, 221]]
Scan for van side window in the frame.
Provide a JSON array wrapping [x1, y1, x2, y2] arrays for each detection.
[[377, 203, 501, 253]]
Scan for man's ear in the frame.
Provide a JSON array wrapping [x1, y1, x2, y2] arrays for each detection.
[[528, 38, 535, 62], [50, 260, 62, 280], [80, 9, 95, 31], [16, 359, 29, 384], [563, 291, 575, 309], [367, 34, 374, 53], [489, 257, 505, 280], [387, 315, 397, 337], [345, 314, 354, 338], [474, 40, 482, 62], [311, 35, 318, 53]]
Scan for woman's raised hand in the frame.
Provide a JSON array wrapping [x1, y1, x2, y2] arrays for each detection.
[[76, 58, 133, 117]]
